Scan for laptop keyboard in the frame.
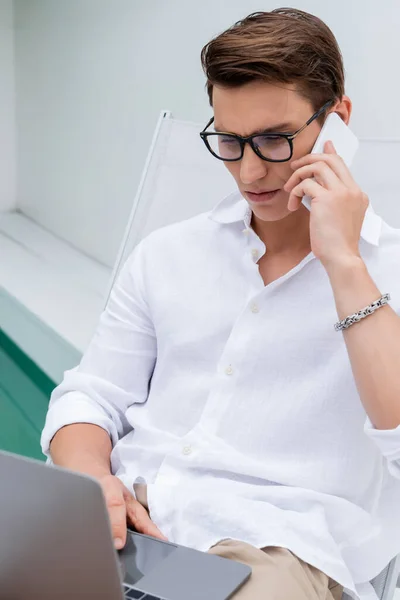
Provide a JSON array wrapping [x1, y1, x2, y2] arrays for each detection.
[[123, 584, 162, 599]]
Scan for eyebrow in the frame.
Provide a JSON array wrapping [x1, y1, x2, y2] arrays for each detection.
[[214, 122, 295, 135]]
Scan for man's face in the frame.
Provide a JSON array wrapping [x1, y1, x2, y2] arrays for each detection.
[[212, 81, 323, 223]]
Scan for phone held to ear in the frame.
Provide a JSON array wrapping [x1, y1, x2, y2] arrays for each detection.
[[302, 112, 359, 211]]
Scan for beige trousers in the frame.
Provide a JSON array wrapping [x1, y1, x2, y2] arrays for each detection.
[[208, 538, 343, 600], [134, 483, 343, 600]]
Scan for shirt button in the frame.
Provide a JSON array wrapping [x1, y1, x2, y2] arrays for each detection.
[[225, 365, 233, 375], [251, 248, 259, 259], [182, 445, 192, 455], [251, 303, 259, 313], [242, 228, 250, 235]]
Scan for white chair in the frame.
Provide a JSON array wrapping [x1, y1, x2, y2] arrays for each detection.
[[110, 111, 400, 600], [342, 556, 400, 599], [370, 557, 400, 600]]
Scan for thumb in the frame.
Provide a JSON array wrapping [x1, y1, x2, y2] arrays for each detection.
[[125, 491, 169, 541]]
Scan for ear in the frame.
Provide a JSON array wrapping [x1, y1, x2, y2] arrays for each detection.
[[331, 95, 352, 125]]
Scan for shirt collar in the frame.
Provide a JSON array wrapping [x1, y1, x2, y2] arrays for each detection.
[[209, 191, 382, 247]]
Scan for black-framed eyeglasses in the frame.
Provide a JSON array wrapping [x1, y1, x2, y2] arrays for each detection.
[[199, 100, 333, 163]]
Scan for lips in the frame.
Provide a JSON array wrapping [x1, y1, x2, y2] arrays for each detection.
[[245, 189, 280, 203], [247, 189, 279, 195]]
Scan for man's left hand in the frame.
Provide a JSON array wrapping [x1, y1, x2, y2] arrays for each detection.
[[283, 141, 369, 271]]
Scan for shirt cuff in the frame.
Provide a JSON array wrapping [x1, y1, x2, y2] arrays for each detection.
[[40, 392, 119, 458], [364, 416, 400, 478]]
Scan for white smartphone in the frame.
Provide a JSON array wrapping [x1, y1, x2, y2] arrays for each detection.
[[302, 112, 359, 211]]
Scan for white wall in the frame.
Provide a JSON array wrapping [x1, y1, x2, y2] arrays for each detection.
[[13, 0, 400, 268], [0, 0, 16, 213]]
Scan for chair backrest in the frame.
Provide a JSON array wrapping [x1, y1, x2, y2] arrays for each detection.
[[106, 111, 235, 301], [107, 111, 400, 302], [342, 556, 400, 600], [371, 556, 400, 600]]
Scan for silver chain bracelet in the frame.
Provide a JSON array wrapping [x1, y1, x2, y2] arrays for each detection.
[[334, 293, 391, 332]]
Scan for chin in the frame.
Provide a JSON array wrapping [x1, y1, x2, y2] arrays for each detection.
[[250, 202, 292, 223]]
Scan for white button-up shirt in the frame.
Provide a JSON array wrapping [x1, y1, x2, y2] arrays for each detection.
[[41, 192, 400, 600]]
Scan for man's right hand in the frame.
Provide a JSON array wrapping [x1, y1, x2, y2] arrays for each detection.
[[49, 424, 167, 549], [99, 474, 168, 549]]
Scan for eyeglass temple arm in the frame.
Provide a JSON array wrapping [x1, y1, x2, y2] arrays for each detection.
[[290, 99, 334, 140], [307, 99, 334, 124], [201, 116, 215, 133]]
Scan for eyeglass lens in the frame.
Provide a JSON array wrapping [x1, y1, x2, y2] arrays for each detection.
[[207, 133, 291, 161]]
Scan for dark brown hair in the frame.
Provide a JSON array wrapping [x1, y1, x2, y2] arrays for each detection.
[[201, 8, 345, 111]]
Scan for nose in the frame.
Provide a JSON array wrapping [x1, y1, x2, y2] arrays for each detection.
[[239, 143, 269, 185]]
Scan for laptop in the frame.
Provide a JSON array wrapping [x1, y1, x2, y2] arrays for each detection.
[[0, 450, 251, 599]]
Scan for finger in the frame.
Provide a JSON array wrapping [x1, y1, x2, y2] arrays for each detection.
[[125, 492, 169, 541], [324, 140, 336, 154], [106, 488, 129, 549], [291, 152, 354, 187], [285, 161, 342, 194], [287, 178, 323, 212]]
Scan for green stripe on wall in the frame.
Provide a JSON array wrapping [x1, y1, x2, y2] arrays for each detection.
[[0, 329, 56, 460]]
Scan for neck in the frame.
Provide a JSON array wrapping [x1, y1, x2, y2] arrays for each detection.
[[251, 205, 311, 256]]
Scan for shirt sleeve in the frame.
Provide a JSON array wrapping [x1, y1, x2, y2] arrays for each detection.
[[364, 416, 400, 478], [41, 238, 157, 457]]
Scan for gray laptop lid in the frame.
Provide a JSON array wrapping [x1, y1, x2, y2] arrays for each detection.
[[0, 451, 124, 600], [0, 451, 251, 600]]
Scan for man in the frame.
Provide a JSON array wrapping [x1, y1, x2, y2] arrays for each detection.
[[42, 8, 400, 600]]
